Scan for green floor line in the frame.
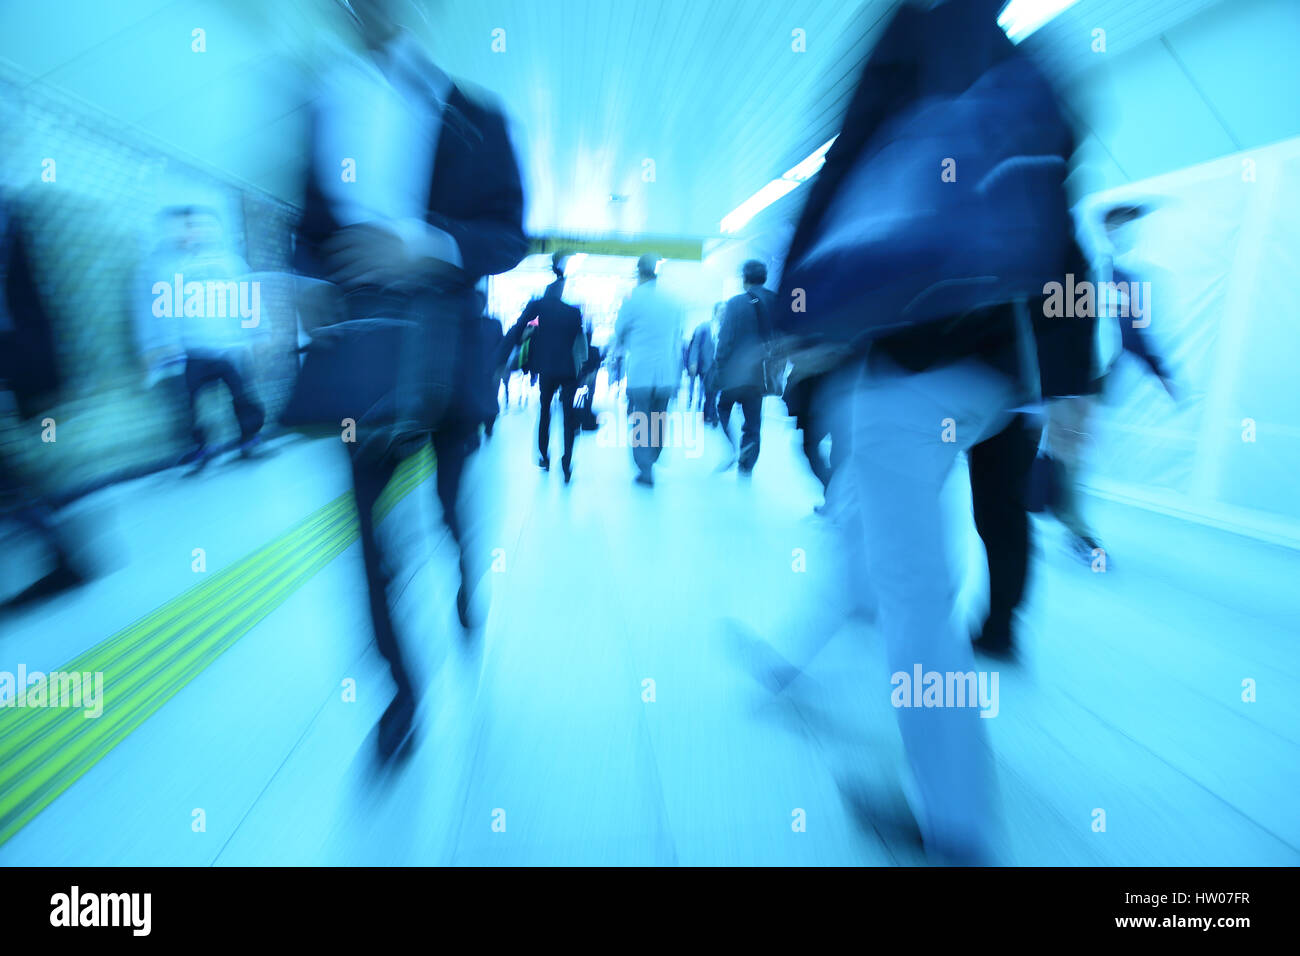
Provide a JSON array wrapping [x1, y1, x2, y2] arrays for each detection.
[[0, 444, 435, 848]]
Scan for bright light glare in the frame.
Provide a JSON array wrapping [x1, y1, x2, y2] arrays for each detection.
[[997, 0, 1082, 44], [719, 136, 837, 235]]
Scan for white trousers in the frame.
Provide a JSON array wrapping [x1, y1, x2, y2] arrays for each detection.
[[841, 351, 1017, 855]]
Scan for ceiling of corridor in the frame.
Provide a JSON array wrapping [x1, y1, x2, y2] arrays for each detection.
[[1, 0, 1277, 239]]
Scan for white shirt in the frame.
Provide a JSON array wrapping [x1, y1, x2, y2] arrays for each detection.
[[614, 280, 685, 390], [314, 33, 461, 266]]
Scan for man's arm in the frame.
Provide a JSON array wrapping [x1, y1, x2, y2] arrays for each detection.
[[613, 298, 635, 353], [496, 300, 535, 366], [425, 106, 529, 281], [715, 297, 741, 370]]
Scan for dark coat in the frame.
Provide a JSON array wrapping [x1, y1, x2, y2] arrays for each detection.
[[687, 324, 715, 375], [715, 287, 774, 392], [293, 76, 528, 427], [295, 84, 528, 288], [779, 0, 1088, 390]]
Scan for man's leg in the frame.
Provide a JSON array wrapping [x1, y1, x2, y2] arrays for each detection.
[[968, 412, 1041, 650], [537, 375, 559, 466], [845, 354, 1015, 861], [0, 452, 85, 606], [214, 354, 265, 446], [716, 388, 736, 437], [347, 447, 414, 756], [737, 386, 763, 473], [1046, 396, 1097, 547], [646, 388, 671, 468], [702, 380, 719, 425], [432, 426, 476, 627], [183, 354, 215, 451], [627, 387, 653, 481], [559, 378, 579, 476], [801, 417, 833, 493]]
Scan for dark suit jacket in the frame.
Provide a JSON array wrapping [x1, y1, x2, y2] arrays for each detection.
[[293, 71, 528, 427], [295, 83, 528, 288], [780, 0, 1088, 389], [503, 279, 583, 380], [716, 287, 774, 392], [687, 324, 715, 375]]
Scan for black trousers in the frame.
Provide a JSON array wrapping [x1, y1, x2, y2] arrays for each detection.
[[968, 412, 1042, 641], [537, 374, 578, 467], [786, 375, 842, 493], [693, 370, 719, 424], [184, 352, 264, 447], [717, 385, 763, 472], [349, 424, 475, 700], [0, 448, 70, 572]]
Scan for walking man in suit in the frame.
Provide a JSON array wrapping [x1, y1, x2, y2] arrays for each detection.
[[293, 0, 527, 760], [715, 260, 775, 475], [502, 252, 585, 482]]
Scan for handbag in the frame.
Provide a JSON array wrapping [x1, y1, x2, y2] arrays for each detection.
[[280, 285, 464, 459]]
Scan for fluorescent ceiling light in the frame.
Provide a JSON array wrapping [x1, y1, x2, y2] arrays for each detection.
[[720, 136, 838, 235], [997, 0, 1081, 44]]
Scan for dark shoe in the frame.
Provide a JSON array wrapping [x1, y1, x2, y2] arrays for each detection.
[[376, 691, 416, 761], [538, 455, 550, 472], [727, 624, 804, 696], [178, 444, 208, 466], [561, 460, 572, 484], [972, 633, 1016, 661], [1, 559, 86, 613], [925, 834, 995, 866], [1072, 534, 1106, 567], [456, 582, 472, 630], [835, 776, 926, 859], [183, 447, 213, 478], [634, 472, 654, 488]]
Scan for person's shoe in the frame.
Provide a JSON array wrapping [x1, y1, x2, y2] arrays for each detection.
[[184, 446, 214, 476], [456, 583, 472, 631], [177, 444, 208, 466], [561, 460, 573, 484], [634, 472, 654, 488], [1, 559, 87, 613], [972, 631, 1016, 661], [925, 835, 995, 866], [538, 455, 550, 472], [726, 623, 804, 696], [971, 615, 1016, 659], [376, 691, 416, 762], [737, 465, 753, 479], [1071, 534, 1105, 566]]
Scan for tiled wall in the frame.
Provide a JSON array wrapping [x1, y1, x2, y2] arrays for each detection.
[[1, 69, 301, 500]]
